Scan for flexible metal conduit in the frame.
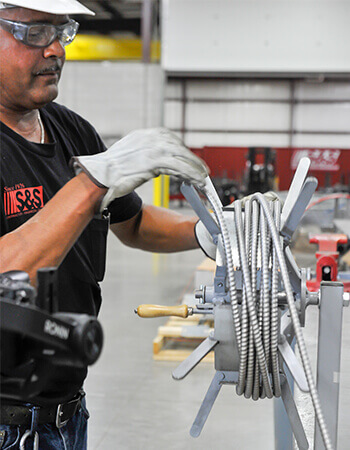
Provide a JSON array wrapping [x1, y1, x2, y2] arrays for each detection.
[[203, 189, 332, 450]]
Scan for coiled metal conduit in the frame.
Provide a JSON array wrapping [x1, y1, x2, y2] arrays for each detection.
[[203, 189, 332, 450]]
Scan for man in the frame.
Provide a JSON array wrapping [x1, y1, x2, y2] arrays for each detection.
[[0, 1, 214, 448]]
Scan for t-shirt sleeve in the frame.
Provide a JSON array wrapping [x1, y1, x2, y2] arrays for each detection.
[[108, 192, 142, 224]]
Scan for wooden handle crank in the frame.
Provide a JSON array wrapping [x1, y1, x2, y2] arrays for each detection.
[[135, 304, 191, 318]]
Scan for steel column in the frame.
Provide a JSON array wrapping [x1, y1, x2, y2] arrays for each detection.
[[314, 281, 344, 449]]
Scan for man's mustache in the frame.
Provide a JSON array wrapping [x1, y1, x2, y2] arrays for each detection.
[[35, 61, 63, 75]]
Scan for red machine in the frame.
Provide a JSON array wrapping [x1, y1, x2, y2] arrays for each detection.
[[190, 146, 350, 191], [307, 233, 350, 292]]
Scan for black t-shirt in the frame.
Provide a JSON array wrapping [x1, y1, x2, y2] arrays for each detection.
[[0, 103, 142, 403], [0, 102, 142, 315]]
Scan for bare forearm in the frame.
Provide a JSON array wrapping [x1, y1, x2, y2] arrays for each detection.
[[0, 173, 106, 282], [112, 205, 199, 253]]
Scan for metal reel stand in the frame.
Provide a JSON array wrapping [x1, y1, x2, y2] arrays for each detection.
[[136, 158, 348, 450]]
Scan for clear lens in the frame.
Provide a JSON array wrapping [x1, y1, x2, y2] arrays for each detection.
[[58, 21, 79, 47], [0, 18, 79, 48], [27, 24, 56, 47]]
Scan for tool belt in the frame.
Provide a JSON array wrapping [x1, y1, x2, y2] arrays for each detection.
[[0, 390, 85, 429]]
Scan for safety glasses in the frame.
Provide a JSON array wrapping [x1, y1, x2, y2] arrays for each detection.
[[0, 18, 79, 47]]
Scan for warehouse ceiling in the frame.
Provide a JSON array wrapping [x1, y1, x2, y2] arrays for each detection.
[[76, 0, 157, 36]]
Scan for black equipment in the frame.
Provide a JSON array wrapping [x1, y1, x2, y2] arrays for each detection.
[[244, 147, 276, 195], [0, 268, 103, 406]]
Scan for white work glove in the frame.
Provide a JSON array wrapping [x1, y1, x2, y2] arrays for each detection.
[[194, 217, 218, 261], [72, 128, 208, 210]]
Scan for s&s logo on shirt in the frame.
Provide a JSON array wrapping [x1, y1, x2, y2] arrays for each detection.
[[3, 184, 44, 218]]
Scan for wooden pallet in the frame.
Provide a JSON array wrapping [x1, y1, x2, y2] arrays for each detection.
[[152, 258, 215, 362], [153, 315, 214, 362]]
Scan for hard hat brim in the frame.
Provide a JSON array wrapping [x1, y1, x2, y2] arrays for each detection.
[[0, 0, 95, 16]]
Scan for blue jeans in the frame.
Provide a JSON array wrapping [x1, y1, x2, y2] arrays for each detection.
[[0, 398, 89, 450]]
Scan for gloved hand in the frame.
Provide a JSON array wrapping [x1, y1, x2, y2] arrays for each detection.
[[194, 217, 218, 260], [72, 128, 208, 210]]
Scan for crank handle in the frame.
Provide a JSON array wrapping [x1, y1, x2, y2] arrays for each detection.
[[135, 304, 193, 318]]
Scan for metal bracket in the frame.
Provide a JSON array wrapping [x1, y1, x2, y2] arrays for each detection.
[[281, 177, 318, 243], [278, 335, 309, 393], [281, 157, 310, 231], [300, 268, 307, 326], [280, 374, 309, 450], [172, 335, 218, 380], [190, 371, 238, 437], [180, 182, 220, 244], [284, 246, 302, 295]]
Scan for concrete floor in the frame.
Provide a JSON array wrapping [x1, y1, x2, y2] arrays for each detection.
[[85, 189, 350, 450]]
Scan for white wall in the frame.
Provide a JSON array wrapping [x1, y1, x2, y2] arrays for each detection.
[[163, 78, 350, 148], [56, 62, 350, 149], [162, 0, 350, 76], [57, 61, 163, 144], [160, 0, 350, 147]]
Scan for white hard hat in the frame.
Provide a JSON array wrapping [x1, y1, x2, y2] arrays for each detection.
[[0, 0, 95, 15]]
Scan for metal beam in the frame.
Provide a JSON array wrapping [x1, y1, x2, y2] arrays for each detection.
[[78, 18, 141, 35], [141, 0, 153, 62]]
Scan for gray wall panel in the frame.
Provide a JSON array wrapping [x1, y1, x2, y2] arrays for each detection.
[[162, 0, 350, 75]]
